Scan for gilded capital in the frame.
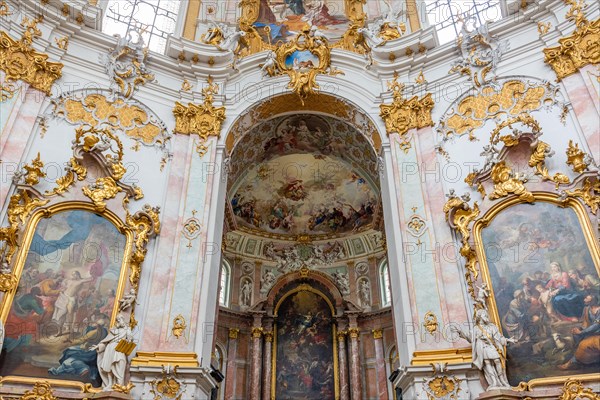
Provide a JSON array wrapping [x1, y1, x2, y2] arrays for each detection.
[[263, 330, 274, 342], [348, 327, 360, 339], [337, 330, 347, 342], [372, 329, 383, 339], [251, 327, 264, 338]]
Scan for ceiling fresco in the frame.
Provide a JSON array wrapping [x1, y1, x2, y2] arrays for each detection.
[[227, 114, 380, 238]]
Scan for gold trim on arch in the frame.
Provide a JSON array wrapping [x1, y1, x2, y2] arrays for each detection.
[[271, 284, 339, 400], [472, 192, 600, 389], [0, 201, 134, 394]]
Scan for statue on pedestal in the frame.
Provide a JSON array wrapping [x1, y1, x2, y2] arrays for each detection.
[[92, 313, 133, 390]]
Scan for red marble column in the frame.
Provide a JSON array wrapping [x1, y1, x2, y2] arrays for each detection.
[[249, 326, 263, 399], [224, 328, 239, 400], [348, 327, 363, 400], [372, 329, 388, 399], [337, 329, 350, 400], [262, 328, 274, 400]]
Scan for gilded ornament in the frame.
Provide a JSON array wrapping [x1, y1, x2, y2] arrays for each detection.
[[22, 152, 46, 185], [112, 382, 135, 394], [424, 375, 462, 400], [543, 0, 599, 81], [82, 176, 123, 212], [538, 21, 552, 36], [251, 327, 263, 338], [125, 203, 161, 291], [348, 327, 360, 339], [172, 314, 186, 339], [55, 36, 69, 50], [45, 157, 87, 196], [150, 365, 184, 399], [0, 271, 18, 291], [380, 72, 434, 150], [263, 330, 274, 342], [558, 379, 600, 400], [489, 161, 535, 203], [181, 78, 192, 92], [229, 328, 239, 339], [407, 215, 426, 236], [173, 76, 225, 157], [372, 329, 383, 339], [337, 330, 347, 342], [564, 178, 600, 214], [0, 1, 11, 16], [260, 25, 344, 104], [423, 311, 438, 335], [0, 17, 63, 94], [0, 80, 16, 101], [415, 70, 427, 85], [528, 140, 570, 188], [566, 140, 590, 173], [19, 381, 58, 400]]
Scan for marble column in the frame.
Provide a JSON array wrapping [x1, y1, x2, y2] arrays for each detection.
[[224, 328, 239, 400], [262, 329, 274, 400], [249, 326, 263, 399], [337, 329, 349, 400], [372, 329, 388, 399], [348, 327, 363, 400]]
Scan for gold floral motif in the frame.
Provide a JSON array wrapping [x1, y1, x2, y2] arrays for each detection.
[[0, 272, 18, 291], [150, 365, 183, 399], [19, 381, 58, 400], [558, 379, 600, 400], [262, 26, 344, 104], [423, 312, 438, 335], [543, 0, 599, 81], [172, 314, 186, 339], [181, 78, 192, 92], [529, 141, 570, 188], [82, 176, 123, 212], [424, 375, 461, 400], [22, 152, 46, 185], [489, 161, 535, 203], [45, 157, 87, 197], [538, 21, 552, 36], [112, 382, 135, 394], [566, 140, 590, 173], [380, 72, 434, 149], [407, 216, 426, 235], [565, 178, 600, 214], [55, 36, 69, 50], [0, 1, 11, 16], [173, 76, 225, 157], [0, 18, 63, 95], [229, 328, 240, 339]]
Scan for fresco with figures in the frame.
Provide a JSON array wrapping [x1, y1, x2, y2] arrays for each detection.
[[481, 202, 600, 385], [0, 210, 126, 387], [275, 290, 335, 399], [255, 0, 349, 43], [229, 115, 379, 236]]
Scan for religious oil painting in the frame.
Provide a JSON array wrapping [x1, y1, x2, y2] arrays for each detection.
[[275, 290, 335, 399], [480, 201, 600, 385], [285, 50, 320, 70], [0, 210, 127, 387], [255, 0, 349, 43]]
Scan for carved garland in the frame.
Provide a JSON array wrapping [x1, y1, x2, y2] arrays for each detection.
[[543, 0, 600, 81], [379, 72, 434, 152], [0, 16, 63, 95], [558, 379, 600, 400]]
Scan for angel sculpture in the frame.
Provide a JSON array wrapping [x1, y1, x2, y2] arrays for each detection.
[[118, 288, 137, 311], [260, 50, 278, 77]]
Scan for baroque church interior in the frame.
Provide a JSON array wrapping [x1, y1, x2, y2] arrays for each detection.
[[0, 0, 599, 399]]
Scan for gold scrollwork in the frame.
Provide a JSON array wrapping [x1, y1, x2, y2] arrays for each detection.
[[489, 161, 535, 203], [529, 140, 570, 188], [19, 381, 58, 400], [0, 17, 63, 94], [558, 379, 600, 400], [112, 382, 135, 394], [423, 311, 438, 335], [150, 365, 184, 399], [172, 314, 187, 339], [82, 176, 123, 212], [380, 72, 434, 151], [262, 26, 343, 104], [173, 76, 225, 157], [566, 140, 590, 173], [125, 203, 161, 292], [543, 0, 599, 81], [424, 375, 462, 400], [565, 178, 600, 214]]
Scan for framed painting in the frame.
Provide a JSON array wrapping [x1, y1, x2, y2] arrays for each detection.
[[0, 203, 132, 389], [272, 286, 338, 399], [474, 194, 600, 386]]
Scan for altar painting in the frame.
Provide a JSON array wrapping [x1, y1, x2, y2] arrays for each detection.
[[275, 290, 335, 399], [480, 201, 600, 385], [0, 210, 127, 387], [255, 0, 349, 43]]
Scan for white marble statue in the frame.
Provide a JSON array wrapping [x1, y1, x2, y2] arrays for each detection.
[[260, 50, 277, 77], [118, 288, 137, 312], [240, 279, 252, 306], [332, 271, 350, 295], [260, 270, 276, 294], [218, 29, 246, 53], [359, 279, 371, 307], [358, 26, 385, 47], [92, 313, 133, 390], [453, 309, 516, 390]]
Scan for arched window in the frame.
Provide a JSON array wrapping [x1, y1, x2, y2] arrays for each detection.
[[102, 0, 182, 53], [219, 259, 231, 307], [380, 260, 392, 307]]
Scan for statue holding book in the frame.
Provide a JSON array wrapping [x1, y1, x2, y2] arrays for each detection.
[[92, 313, 135, 390]]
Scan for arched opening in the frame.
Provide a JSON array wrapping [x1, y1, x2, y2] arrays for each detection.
[[213, 93, 397, 399]]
